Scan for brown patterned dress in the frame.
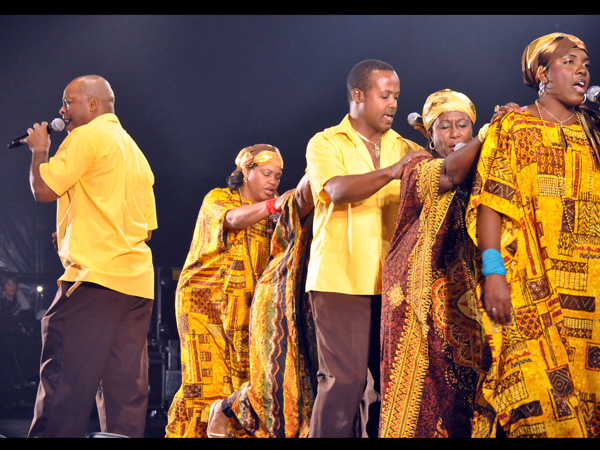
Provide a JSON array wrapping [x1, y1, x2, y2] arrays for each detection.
[[380, 154, 485, 437]]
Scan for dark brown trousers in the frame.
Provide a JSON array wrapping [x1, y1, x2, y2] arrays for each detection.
[[28, 281, 153, 438], [308, 291, 381, 438]]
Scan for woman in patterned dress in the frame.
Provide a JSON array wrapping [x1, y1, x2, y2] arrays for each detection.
[[379, 90, 503, 437], [165, 144, 290, 438], [466, 33, 600, 437], [207, 174, 316, 438]]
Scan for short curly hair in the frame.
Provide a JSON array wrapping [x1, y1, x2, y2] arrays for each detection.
[[346, 59, 396, 103]]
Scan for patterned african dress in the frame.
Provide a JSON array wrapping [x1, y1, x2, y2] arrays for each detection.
[[466, 110, 600, 438], [379, 153, 485, 438], [223, 194, 317, 438], [165, 187, 272, 438]]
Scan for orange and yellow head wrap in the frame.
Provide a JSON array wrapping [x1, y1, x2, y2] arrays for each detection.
[[422, 89, 476, 133], [521, 32, 588, 89], [234, 144, 284, 171]]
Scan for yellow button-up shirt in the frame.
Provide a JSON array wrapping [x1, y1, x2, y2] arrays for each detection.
[[305, 114, 421, 295], [40, 114, 157, 299]]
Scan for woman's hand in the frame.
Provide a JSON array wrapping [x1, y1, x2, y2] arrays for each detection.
[[390, 150, 430, 179], [482, 273, 512, 325], [274, 189, 294, 211], [491, 102, 522, 122]]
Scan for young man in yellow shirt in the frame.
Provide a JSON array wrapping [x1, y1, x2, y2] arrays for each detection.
[[23, 75, 157, 438], [305, 59, 422, 437]]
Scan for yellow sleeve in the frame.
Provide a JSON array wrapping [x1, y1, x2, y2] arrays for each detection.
[[39, 128, 96, 197], [306, 131, 349, 204], [466, 113, 520, 250]]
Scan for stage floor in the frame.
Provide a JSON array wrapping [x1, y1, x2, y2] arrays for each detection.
[[0, 408, 168, 438], [0, 390, 168, 438]]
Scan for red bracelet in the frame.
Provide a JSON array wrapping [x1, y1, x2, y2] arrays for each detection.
[[266, 198, 278, 215]]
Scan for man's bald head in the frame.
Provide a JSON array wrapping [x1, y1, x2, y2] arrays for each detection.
[[69, 75, 115, 114], [60, 75, 116, 131]]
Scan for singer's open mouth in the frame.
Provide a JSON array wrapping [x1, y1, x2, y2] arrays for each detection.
[[574, 79, 587, 93]]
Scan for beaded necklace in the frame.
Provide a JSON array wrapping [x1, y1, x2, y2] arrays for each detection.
[[238, 188, 258, 285]]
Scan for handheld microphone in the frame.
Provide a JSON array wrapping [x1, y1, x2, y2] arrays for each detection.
[[587, 85, 600, 103], [407, 112, 424, 128], [8, 118, 66, 149]]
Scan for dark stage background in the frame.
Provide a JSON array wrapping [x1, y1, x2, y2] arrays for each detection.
[[0, 14, 599, 435], [2, 15, 599, 274]]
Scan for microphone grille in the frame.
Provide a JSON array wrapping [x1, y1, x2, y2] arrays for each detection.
[[586, 85, 600, 99], [50, 118, 66, 132], [407, 112, 423, 126]]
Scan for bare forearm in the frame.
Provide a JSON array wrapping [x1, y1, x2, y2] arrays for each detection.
[[477, 205, 503, 250], [294, 174, 314, 219], [477, 204, 512, 324], [224, 201, 274, 230], [440, 138, 482, 193], [30, 149, 47, 192], [26, 122, 58, 203], [324, 165, 397, 205], [30, 149, 57, 203]]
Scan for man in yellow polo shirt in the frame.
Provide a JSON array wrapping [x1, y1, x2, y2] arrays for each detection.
[[23, 75, 157, 437], [305, 60, 422, 437]]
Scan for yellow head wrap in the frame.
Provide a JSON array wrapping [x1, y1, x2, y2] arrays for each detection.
[[234, 144, 284, 171], [422, 89, 476, 133], [521, 32, 587, 89]]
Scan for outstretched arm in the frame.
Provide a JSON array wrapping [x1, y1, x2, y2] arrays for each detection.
[[323, 153, 424, 205], [224, 190, 293, 230]]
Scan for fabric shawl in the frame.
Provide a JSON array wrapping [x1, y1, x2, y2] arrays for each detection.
[[225, 194, 317, 438]]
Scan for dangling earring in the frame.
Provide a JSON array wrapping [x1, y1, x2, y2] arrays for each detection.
[[538, 80, 546, 97]]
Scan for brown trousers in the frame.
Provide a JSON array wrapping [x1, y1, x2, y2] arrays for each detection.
[[308, 291, 381, 438], [28, 281, 153, 438]]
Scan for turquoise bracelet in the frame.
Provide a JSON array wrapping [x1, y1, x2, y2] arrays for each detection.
[[481, 248, 506, 277]]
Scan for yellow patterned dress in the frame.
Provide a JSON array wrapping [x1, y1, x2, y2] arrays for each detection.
[[165, 187, 272, 438], [466, 110, 600, 438]]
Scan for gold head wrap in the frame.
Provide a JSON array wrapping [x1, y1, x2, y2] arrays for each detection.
[[422, 89, 476, 133], [521, 32, 588, 88], [234, 144, 284, 171]]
